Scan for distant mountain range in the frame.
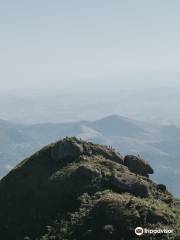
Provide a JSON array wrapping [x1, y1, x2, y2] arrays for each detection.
[[0, 115, 180, 195]]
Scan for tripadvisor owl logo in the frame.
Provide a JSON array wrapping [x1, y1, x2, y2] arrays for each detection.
[[135, 226, 174, 236], [135, 227, 144, 236]]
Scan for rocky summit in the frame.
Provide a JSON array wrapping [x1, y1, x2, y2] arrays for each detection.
[[0, 137, 179, 240]]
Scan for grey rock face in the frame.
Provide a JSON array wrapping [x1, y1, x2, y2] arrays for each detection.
[[89, 144, 124, 164], [51, 139, 84, 161], [111, 172, 149, 197], [76, 165, 100, 179], [124, 155, 154, 177]]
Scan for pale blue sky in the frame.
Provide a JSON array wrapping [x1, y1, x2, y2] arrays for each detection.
[[0, 0, 180, 94]]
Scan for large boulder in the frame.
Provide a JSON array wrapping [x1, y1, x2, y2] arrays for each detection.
[[84, 144, 124, 164], [76, 165, 100, 179], [111, 172, 149, 197], [51, 138, 84, 161], [124, 155, 154, 177]]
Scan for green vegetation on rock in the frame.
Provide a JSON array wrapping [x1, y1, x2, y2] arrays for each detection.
[[0, 137, 179, 240]]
